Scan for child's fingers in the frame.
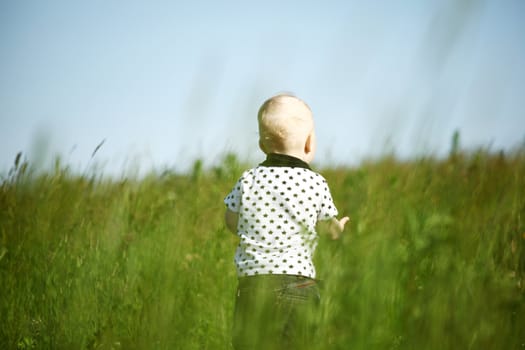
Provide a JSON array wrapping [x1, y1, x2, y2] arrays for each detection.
[[339, 216, 350, 230]]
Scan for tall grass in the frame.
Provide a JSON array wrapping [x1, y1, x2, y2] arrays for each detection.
[[1, 149, 524, 349]]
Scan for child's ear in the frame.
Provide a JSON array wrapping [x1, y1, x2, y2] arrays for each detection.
[[304, 134, 312, 154], [259, 139, 268, 154], [304, 130, 316, 163]]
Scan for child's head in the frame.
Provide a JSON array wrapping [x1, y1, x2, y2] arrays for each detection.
[[257, 94, 317, 163]]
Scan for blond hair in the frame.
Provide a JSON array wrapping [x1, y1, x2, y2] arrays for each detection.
[[257, 94, 314, 154]]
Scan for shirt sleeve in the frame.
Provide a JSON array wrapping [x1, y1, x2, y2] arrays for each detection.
[[317, 179, 339, 221], [224, 176, 243, 213]]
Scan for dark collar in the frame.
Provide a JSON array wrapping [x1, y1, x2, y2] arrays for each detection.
[[259, 153, 311, 170]]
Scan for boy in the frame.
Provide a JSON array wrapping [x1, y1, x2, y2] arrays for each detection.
[[224, 94, 349, 349]]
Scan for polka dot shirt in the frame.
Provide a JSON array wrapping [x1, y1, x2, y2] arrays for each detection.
[[224, 153, 339, 278]]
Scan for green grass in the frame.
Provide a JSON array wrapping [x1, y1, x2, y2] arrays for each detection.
[[1, 149, 524, 349]]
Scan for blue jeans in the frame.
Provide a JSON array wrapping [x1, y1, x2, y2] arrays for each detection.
[[232, 274, 320, 350]]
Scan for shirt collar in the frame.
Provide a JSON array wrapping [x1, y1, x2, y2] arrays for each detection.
[[259, 153, 311, 170]]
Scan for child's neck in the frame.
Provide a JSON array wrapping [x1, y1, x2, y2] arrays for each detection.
[[273, 150, 309, 164]]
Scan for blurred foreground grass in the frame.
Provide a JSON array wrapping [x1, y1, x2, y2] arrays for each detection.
[[1, 149, 524, 349]]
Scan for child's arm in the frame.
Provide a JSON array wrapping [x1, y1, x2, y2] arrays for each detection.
[[318, 216, 350, 240], [224, 208, 239, 234]]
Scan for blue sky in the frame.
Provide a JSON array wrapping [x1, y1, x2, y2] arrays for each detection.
[[1, 0, 524, 176]]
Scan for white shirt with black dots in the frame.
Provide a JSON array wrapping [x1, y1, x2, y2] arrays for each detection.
[[224, 158, 339, 278]]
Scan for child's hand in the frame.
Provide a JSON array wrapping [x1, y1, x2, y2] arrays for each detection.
[[329, 216, 350, 240]]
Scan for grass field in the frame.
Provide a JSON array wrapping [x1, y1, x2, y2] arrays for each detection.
[[1, 148, 524, 349]]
